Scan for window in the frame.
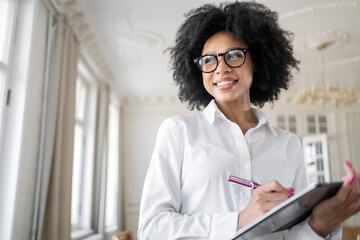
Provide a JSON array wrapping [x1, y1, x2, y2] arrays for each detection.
[[0, 0, 16, 148], [277, 116, 285, 130], [302, 134, 331, 185], [318, 115, 327, 133], [276, 114, 297, 134], [71, 59, 98, 236], [307, 114, 328, 134], [72, 76, 89, 227], [288, 115, 297, 134], [307, 116, 316, 134], [0, 0, 14, 62], [104, 99, 120, 233], [71, 57, 121, 239], [0, 70, 6, 123]]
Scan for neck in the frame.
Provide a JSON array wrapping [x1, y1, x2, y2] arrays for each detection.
[[215, 100, 258, 134]]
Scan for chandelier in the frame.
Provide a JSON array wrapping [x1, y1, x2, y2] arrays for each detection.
[[297, 42, 358, 107]]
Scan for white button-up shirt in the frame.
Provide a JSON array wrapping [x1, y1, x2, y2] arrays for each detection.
[[138, 100, 341, 240]]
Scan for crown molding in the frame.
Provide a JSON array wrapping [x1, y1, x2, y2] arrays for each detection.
[[53, 0, 119, 94], [294, 30, 350, 52], [293, 30, 360, 67], [280, 1, 360, 21]]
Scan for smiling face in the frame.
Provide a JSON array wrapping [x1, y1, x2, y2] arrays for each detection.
[[201, 31, 255, 107]]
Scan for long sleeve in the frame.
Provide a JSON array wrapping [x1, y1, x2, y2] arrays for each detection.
[[137, 118, 239, 240], [282, 218, 342, 240]]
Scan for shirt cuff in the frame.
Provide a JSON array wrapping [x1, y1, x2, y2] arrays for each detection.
[[302, 218, 342, 240], [209, 212, 239, 240]]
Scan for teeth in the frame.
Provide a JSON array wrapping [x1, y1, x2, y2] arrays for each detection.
[[216, 80, 235, 86]]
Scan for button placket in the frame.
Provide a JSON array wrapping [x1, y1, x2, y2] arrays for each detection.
[[229, 121, 252, 207]]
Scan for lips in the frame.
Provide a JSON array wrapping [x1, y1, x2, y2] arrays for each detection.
[[216, 80, 237, 86], [214, 78, 238, 87]]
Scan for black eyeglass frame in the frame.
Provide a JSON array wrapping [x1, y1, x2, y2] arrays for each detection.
[[193, 48, 250, 73]]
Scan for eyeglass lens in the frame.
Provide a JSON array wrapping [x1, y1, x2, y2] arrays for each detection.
[[198, 49, 246, 73]]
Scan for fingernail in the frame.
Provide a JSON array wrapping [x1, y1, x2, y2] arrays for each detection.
[[341, 174, 346, 178], [348, 175, 355, 184], [288, 188, 295, 192], [287, 189, 294, 196], [346, 161, 353, 168]]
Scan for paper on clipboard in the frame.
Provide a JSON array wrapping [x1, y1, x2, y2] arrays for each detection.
[[232, 182, 343, 240]]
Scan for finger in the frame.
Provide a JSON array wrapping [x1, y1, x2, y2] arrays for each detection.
[[347, 174, 360, 200], [340, 174, 347, 181], [262, 192, 289, 202], [344, 161, 355, 175], [333, 173, 360, 207], [261, 199, 288, 212], [261, 180, 287, 194], [344, 161, 357, 186], [334, 181, 352, 203], [287, 187, 295, 196]]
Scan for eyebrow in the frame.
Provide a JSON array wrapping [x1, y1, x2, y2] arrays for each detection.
[[202, 47, 240, 56]]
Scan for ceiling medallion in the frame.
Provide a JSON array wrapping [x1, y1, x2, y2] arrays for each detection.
[[110, 13, 165, 51]]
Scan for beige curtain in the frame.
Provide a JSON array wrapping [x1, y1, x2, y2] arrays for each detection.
[[94, 84, 110, 233], [40, 15, 79, 240]]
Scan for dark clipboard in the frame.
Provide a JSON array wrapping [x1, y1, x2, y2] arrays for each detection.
[[232, 182, 343, 239]]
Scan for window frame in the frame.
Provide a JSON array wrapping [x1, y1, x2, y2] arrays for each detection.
[[302, 134, 331, 185], [0, 0, 18, 163], [276, 113, 298, 134], [71, 52, 121, 240], [72, 74, 90, 229], [306, 114, 328, 135], [71, 58, 99, 239], [104, 96, 120, 234]]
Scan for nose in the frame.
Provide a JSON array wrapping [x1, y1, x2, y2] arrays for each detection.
[[216, 56, 231, 74]]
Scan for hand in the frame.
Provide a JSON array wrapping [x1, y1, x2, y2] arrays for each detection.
[[309, 161, 360, 237], [237, 180, 294, 230]]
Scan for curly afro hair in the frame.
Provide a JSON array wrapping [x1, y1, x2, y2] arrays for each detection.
[[168, 1, 299, 110]]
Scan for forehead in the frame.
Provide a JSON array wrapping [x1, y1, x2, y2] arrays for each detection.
[[202, 31, 248, 54]]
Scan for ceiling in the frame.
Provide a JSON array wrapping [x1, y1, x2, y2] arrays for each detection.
[[72, 0, 360, 105]]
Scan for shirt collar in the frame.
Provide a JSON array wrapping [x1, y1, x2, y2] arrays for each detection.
[[251, 107, 278, 137], [203, 99, 226, 124], [203, 99, 278, 137]]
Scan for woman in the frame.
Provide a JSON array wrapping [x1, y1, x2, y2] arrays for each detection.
[[138, 2, 360, 239]]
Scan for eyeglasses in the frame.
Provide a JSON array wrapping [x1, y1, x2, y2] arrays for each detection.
[[194, 48, 250, 73]]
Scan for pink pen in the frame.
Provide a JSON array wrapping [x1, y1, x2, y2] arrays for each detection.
[[229, 175, 295, 196], [228, 175, 261, 189]]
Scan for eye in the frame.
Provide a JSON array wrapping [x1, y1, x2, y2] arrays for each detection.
[[226, 50, 244, 60], [202, 56, 216, 65]]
